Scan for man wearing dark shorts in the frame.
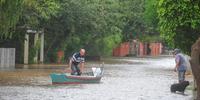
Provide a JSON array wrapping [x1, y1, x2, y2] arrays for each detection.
[[69, 49, 85, 75]]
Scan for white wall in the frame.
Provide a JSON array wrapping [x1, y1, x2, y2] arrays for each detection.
[[0, 48, 15, 68]]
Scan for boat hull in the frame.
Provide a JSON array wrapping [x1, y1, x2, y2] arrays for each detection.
[[50, 73, 102, 84]]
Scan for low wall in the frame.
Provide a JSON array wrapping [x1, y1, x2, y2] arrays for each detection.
[[0, 48, 15, 68]]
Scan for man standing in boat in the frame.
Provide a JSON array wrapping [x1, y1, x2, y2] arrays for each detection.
[[69, 49, 85, 75]]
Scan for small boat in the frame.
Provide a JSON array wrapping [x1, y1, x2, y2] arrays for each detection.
[[50, 67, 104, 84]]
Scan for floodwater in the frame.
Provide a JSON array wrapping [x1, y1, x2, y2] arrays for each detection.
[[0, 56, 193, 100]]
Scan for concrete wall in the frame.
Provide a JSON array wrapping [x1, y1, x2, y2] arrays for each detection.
[[0, 48, 15, 68]]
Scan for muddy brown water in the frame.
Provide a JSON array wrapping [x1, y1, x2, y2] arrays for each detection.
[[0, 57, 193, 100]]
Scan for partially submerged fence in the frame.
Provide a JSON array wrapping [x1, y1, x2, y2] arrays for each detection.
[[0, 48, 15, 68]]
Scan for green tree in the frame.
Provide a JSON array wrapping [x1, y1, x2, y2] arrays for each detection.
[[0, 0, 59, 38], [120, 0, 145, 40], [1, 0, 162, 63], [0, 0, 23, 38], [44, 0, 123, 58], [158, 0, 200, 54], [143, 0, 159, 34]]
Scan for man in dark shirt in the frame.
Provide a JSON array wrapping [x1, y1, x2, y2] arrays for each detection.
[[69, 49, 85, 75]]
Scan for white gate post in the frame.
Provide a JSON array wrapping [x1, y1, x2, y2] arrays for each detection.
[[40, 30, 44, 63], [24, 34, 29, 64]]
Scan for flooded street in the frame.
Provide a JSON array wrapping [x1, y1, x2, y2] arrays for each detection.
[[0, 56, 193, 100]]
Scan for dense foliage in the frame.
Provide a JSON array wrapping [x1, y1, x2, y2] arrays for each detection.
[[0, 0, 161, 63], [2, 0, 199, 60], [144, 0, 159, 34], [158, 0, 200, 54], [0, 0, 23, 38]]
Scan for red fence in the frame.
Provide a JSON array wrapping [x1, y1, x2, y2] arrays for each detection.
[[149, 43, 163, 56], [113, 42, 130, 56], [113, 42, 163, 57]]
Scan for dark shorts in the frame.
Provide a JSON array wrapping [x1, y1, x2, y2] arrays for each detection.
[[71, 63, 81, 75]]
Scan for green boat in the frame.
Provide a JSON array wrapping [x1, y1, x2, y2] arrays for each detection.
[[50, 67, 104, 84]]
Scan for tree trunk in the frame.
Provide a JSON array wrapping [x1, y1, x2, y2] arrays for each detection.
[[193, 79, 197, 100], [191, 37, 200, 100]]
